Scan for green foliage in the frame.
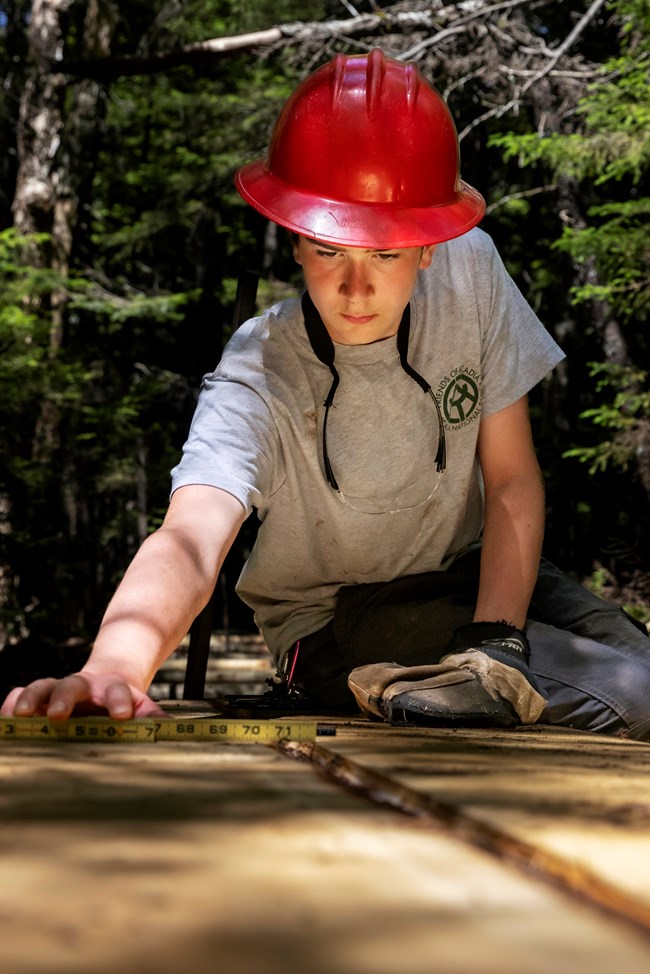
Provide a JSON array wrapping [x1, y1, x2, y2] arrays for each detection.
[[2, 1, 324, 648], [491, 50, 649, 185], [490, 52, 649, 325], [0, 227, 195, 644], [555, 198, 649, 322], [563, 362, 650, 473], [489, 0, 650, 481], [0, 228, 83, 423], [92, 54, 298, 317], [583, 563, 650, 624]]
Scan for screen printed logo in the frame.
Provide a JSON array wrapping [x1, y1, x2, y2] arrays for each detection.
[[440, 368, 480, 426]]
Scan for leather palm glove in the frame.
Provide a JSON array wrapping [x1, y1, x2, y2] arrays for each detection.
[[442, 621, 546, 724], [445, 621, 534, 675]]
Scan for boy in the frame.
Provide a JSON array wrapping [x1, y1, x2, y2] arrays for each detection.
[[3, 51, 649, 737]]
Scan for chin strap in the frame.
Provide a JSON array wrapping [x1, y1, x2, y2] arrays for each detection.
[[302, 292, 341, 490], [301, 292, 446, 491]]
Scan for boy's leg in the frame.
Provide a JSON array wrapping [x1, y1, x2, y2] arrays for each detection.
[[291, 556, 650, 736], [287, 621, 355, 711], [291, 592, 477, 712], [530, 558, 649, 643], [528, 560, 650, 740], [290, 556, 481, 710], [528, 622, 650, 739]]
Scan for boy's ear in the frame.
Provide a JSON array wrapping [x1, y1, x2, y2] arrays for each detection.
[[290, 233, 302, 264], [419, 244, 437, 269]]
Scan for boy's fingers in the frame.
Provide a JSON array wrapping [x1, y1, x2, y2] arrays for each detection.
[[132, 695, 168, 718], [1, 674, 164, 721], [0, 686, 28, 716], [1, 678, 60, 717], [104, 682, 136, 720], [0, 674, 92, 720], [44, 674, 92, 719]]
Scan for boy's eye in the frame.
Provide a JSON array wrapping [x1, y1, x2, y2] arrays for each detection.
[[312, 248, 399, 260]]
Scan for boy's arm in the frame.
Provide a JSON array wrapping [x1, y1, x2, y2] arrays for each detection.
[[1, 485, 246, 719], [474, 395, 545, 628]]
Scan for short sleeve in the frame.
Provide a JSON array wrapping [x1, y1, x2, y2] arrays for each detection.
[[170, 372, 284, 517], [470, 233, 565, 416]]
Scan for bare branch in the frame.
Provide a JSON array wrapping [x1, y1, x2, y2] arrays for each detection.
[[485, 184, 558, 215], [400, 0, 543, 60], [399, 25, 471, 61], [498, 66, 602, 79], [57, 27, 283, 78], [56, 11, 426, 79], [50, 0, 608, 161], [53, 0, 552, 81], [338, 0, 360, 15], [458, 0, 609, 140], [544, 0, 610, 64]]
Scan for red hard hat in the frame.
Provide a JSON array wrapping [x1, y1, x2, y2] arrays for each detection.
[[235, 49, 485, 248]]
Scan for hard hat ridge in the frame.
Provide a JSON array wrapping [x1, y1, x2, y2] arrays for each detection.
[[235, 49, 485, 248], [365, 47, 386, 117]]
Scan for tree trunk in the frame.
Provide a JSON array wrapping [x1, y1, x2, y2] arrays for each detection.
[[10, 0, 119, 644], [13, 0, 118, 339], [13, 0, 74, 257]]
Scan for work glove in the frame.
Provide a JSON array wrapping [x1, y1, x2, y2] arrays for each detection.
[[347, 623, 547, 727], [445, 621, 533, 677], [441, 621, 546, 724], [348, 659, 520, 726]]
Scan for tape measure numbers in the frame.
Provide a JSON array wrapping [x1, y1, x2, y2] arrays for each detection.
[[155, 718, 322, 743], [0, 716, 327, 744]]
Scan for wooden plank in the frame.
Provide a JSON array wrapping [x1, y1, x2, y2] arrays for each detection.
[[324, 722, 650, 907], [1, 717, 649, 973]]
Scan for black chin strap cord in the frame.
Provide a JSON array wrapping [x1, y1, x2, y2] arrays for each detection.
[[301, 292, 446, 492], [302, 293, 341, 489], [395, 306, 447, 474]]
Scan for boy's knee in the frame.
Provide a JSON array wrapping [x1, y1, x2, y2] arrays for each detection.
[[529, 621, 650, 739]]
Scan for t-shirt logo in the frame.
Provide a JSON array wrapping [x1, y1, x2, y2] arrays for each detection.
[[438, 368, 481, 426]]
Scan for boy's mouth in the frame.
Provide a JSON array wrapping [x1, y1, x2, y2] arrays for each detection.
[[340, 313, 377, 324]]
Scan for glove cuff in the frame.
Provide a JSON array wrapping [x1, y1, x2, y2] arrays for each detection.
[[445, 621, 541, 693], [448, 621, 531, 664]]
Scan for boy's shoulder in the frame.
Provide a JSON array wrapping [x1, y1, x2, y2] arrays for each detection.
[[417, 228, 498, 297], [440, 226, 496, 261], [224, 295, 304, 354], [215, 295, 312, 389]]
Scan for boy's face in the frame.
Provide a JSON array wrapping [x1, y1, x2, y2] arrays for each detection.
[[292, 236, 436, 345]]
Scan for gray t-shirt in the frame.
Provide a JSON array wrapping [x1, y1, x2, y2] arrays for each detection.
[[171, 229, 565, 664]]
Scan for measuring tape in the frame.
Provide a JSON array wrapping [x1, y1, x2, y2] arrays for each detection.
[[0, 716, 329, 744]]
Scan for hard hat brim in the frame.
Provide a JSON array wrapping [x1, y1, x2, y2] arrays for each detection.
[[235, 160, 486, 249]]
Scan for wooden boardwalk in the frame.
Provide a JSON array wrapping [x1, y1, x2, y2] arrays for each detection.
[[1, 703, 650, 974]]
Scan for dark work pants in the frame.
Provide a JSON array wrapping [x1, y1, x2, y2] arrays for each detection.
[[291, 549, 650, 740]]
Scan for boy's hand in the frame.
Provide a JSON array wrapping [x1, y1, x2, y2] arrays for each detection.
[[0, 671, 167, 721], [445, 621, 533, 672]]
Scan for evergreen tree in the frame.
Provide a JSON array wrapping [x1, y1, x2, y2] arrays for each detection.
[[490, 0, 649, 614]]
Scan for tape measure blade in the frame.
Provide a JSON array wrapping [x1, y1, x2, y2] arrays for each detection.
[[0, 716, 156, 743], [153, 718, 317, 743], [0, 716, 321, 743]]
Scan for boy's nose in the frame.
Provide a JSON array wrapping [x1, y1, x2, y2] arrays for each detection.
[[339, 262, 374, 298]]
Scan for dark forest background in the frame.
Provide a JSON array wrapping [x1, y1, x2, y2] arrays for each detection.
[[0, 0, 648, 693]]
